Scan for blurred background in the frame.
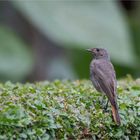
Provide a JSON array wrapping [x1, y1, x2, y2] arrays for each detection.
[[0, 0, 140, 82]]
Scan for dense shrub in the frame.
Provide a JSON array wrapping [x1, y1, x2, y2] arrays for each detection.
[[0, 77, 139, 139]]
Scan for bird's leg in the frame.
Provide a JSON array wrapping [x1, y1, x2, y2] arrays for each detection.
[[104, 99, 109, 111], [99, 95, 109, 112], [101, 95, 103, 104], [102, 97, 109, 113], [101, 95, 106, 105], [99, 95, 106, 106]]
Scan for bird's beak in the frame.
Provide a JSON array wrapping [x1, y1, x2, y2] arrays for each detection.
[[86, 48, 92, 52]]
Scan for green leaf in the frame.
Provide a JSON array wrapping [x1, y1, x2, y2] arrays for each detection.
[[0, 25, 34, 81], [0, 78, 139, 138], [13, 0, 136, 66]]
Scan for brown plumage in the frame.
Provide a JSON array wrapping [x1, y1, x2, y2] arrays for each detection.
[[87, 48, 121, 125]]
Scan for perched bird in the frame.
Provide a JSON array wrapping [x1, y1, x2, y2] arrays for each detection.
[[87, 48, 121, 125]]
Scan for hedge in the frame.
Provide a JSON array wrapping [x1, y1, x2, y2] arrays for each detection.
[[0, 76, 139, 139]]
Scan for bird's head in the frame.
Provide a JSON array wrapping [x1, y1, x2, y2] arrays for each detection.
[[86, 48, 110, 60]]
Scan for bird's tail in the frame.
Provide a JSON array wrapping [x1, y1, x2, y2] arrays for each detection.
[[111, 101, 121, 125]]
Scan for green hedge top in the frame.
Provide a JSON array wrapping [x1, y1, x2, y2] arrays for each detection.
[[0, 77, 140, 139]]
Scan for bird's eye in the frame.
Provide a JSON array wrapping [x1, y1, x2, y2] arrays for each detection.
[[96, 49, 99, 52]]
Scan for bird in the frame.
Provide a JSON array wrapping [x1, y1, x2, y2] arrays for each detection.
[[87, 48, 121, 125]]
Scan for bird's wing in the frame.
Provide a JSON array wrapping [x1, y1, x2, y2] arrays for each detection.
[[93, 60, 117, 105]]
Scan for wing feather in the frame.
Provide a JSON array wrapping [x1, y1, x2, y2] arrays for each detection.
[[91, 59, 117, 105]]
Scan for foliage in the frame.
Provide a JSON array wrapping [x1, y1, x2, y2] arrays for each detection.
[[0, 25, 33, 81], [13, 0, 136, 66], [1, 1, 140, 81], [0, 77, 139, 139]]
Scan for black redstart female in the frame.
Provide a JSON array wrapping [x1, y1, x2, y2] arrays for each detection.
[[87, 48, 121, 125]]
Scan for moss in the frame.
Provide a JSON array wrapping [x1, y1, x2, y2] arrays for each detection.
[[0, 77, 139, 139]]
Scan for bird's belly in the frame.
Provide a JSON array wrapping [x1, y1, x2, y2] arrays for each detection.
[[90, 69, 105, 94]]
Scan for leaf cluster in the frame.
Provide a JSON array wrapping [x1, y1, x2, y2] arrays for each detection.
[[0, 78, 139, 139]]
